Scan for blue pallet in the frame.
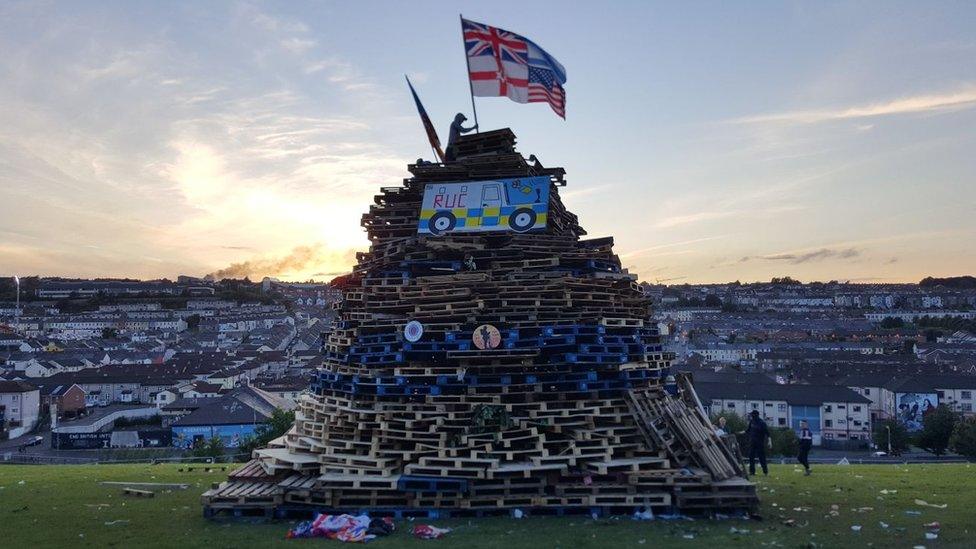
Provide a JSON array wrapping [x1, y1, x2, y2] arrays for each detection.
[[552, 352, 627, 364], [397, 476, 468, 493], [355, 333, 400, 345]]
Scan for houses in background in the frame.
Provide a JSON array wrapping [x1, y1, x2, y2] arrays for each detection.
[[170, 386, 295, 448], [693, 373, 872, 448], [0, 380, 41, 438]]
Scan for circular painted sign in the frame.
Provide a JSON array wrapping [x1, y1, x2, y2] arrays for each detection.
[[472, 324, 501, 350], [404, 320, 424, 342]]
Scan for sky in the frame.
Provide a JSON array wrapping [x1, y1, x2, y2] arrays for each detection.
[[0, 1, 974, 284]]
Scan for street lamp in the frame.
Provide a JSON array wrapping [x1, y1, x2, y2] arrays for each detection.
[[886, 424, 892, 455], [13, 275, 20, 333]]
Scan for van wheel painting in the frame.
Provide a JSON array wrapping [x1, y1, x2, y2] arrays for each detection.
[[428, 211, 457, 235], [508, 208, 536, 232]]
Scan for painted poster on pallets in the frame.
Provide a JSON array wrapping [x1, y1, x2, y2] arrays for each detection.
[[897, 392, 938, 431], [418, 176, 550, 235]]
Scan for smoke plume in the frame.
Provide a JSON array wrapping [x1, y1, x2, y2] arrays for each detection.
[[207, 244, 355, 280]]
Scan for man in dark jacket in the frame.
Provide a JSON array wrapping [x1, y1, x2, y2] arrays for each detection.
[[444, 113, 478, 161], [741, 410, 771, 476], [797, 419, 813, 476]]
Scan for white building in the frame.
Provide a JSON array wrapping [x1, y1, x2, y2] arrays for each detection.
[[0, 380, 41, 438]]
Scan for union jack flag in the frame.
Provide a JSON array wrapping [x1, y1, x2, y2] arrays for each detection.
[[462, 18, 567, 119]]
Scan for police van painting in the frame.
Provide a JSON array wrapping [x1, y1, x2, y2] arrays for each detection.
[[418, 175, 550, 235]]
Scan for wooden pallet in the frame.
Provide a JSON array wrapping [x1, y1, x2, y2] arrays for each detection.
[[206, 128, 757, 519]]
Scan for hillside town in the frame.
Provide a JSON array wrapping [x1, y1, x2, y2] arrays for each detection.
[[0, 276, 338, 453], [651, 277, 976, 449], [2, 275, 975, 458]]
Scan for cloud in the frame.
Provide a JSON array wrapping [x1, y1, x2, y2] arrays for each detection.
[[733, 85, 976, 125], [280, 37, 316, 54], [559, 184, 614, 201], [206, 244, 357, 280], [654, 210, 739, 229], [741, 247, 861, 265], [0, 2, 413, 280], [619, 236, 727, 259], [654, 205, 802, 229]]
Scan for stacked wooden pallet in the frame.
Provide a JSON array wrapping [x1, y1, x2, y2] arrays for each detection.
[[203, 129, 757, 519]]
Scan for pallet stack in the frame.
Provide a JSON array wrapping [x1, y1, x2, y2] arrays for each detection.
[[203, 129, 758, 519]]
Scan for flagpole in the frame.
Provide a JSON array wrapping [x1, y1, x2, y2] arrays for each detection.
[[459, 14, 479, 132]]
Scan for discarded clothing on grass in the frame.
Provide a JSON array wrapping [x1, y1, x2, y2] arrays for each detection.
[[412, 524, 451, 539], [287, 513, 394, 542]]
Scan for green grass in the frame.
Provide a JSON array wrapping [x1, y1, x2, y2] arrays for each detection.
[[1, 463, 974, 548]]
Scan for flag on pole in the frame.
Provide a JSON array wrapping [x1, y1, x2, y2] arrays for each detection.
[[405, 75, 445, 162], [462, 18, 566, 119]]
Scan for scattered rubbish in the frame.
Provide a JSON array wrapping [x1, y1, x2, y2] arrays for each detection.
[[730, 526, 751, 535], [914, 499, 947, 509], [782, 519, 797, 527], [17, 480, 25, 485], [681, 533, 695, 540], [638, 539, 646, 544], [583, 475, 593, 486], [837, 458, 850, 465], [591, 512, 599, 521], [104, 520, 129, 526], [879, 522, 889, 529], [632, 507, 654, 521], [923, 522, 941, 530], [880, 489, 897, 495], [925, 532, 938, 540], [366, 518, 395, 538], [513, 509, 524, 519], [905, 511, 922, 516], [286, 513, 393, 542], [413, 524, 451, 540], [851, 525, 862, 532]]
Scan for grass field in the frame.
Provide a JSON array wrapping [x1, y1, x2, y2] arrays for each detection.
[[1, 463, 973, 548]]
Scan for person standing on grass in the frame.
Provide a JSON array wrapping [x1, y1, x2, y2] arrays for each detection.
[[741, 410, 771, 476], [797, 419, 813, 475]]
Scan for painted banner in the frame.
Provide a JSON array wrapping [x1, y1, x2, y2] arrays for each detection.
[[418, 176, 550, 235], [896, 392, 938, 431]]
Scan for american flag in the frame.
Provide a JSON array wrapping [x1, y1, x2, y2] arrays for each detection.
[[462, 18, 567, 119]]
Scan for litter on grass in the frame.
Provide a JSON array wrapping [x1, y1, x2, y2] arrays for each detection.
[[412, 524, 451, 540], [632, 507, 654, 521], [286, 513, 394, 542], [914, 499, 947, 509]]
